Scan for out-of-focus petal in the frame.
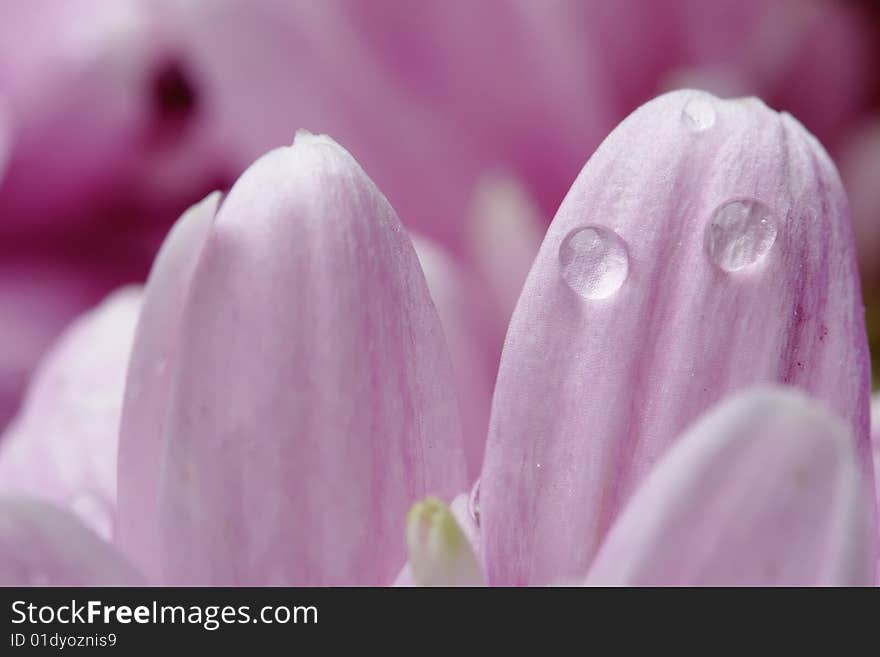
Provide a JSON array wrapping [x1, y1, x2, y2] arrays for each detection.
[[405, 496, 484, 587], [154, 0, 487, 251], [0, 0, 158, 233], [413, 237, 495, 480], [0, 237, 156, 434], [344, 0, 616, 220], [0, 97, 9, 181], [872, 393, 880, 583], [117, 191, 218, 577], [586, 387, 875, 586], [0, 496, 143, 586], [839, 120, 880, 293], [481, 90, 870, 585], [0, 287, 141, 540], [616, 1, 874, 153], [466, 172, 544, 328], [154, 133, 466, 585]]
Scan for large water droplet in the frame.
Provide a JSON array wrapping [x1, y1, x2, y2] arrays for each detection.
[[682, 95, 716, 131], [705, 199, 778, 271], [468, 479, 481, 528], [70, 492, 114, 541], [559, 226, 630, 299]]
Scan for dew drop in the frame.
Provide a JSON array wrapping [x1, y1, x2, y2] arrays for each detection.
[[559, 226, 629, 300], [70, 492, 114, 541], [682, 95, 716, 131], [468, 479, 481, 528], [705, 199, 778, 271]]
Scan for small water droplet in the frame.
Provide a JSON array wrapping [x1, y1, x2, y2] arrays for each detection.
[[70, 492, 114, 541], [559, 226, 629, 300], [468, 479, 481, 528], [682, 95, 716, 131], [705, 199, 778, 271]]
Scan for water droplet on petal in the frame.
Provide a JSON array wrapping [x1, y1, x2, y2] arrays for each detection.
[[70, 492, 114, 541], [682, 95, 716, 131], [559, 226, 630, 299], [705, 199, 778, 271], [468, 479, 481, 528]]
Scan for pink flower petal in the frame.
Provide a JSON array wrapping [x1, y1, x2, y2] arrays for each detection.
[[586, 387, 875, 586], [152, 133, 466, 585], [480, 90, 870, 585], [0, 287, 141, 540], [116, 191, 219, 578], [0, 496, 143, 586]]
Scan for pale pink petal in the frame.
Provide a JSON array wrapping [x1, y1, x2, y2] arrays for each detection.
[[392, 564, 416, 587], [117, 191, 219, 578], [481, 90, 870, 585], [586, 387, 875, 586], [0, 287, 141, 540], [154, 133, 466, 585], [0, 496, 143, 586]]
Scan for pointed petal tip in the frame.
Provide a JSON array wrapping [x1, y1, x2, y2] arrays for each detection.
[[292, 128, 339, 149], [150, 137, 466, 585], [481, 89, 868, 585]]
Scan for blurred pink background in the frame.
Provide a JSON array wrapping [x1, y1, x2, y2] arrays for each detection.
[[2, 0, 880, 431]]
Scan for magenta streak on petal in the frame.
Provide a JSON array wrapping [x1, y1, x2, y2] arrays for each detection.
[[480, 90, 871, 586]]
